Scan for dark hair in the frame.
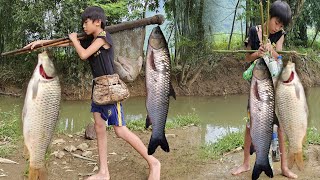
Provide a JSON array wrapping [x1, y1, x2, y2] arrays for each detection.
[[81, 6, 106, 29], [270, 0, 292, 27]]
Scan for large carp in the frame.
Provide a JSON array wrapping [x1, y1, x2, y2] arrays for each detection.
[[275, 61, 308, 170], [249, 59, 274, 180], [145, 26, 176, 155], [22, 51, 61, 179]]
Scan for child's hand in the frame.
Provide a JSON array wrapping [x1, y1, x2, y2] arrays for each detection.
[[68, 33, 78, 42], [257, 45, 266, 57], [24, 40, 44, 50], [264, 41, 274, 52]]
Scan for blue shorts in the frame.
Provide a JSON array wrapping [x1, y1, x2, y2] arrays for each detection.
[[91, 102, 126, 126]]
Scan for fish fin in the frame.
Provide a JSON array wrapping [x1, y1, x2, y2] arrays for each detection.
[[250, 143, 255, 155], [252, 162, 273, 180], [169, 83, 176, 100], [150, 50, 157, 71], [23, 144, 29, 160], [294, 83, 300, 100], [295, 152, 304, 170], [253, 81, 260, 101], [32, 79, 40, 99], [148, 135, 170, 155], [28, 166, 47, 180], [273, 114, 279, 126], [288, 151, 294, 169], [288, 151, 304, 170], [145, 115, 152, 129]]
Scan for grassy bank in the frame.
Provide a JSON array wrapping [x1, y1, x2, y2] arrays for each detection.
[[201, 126, 320, 160], [0, 106, 22, 157], [125, 113, 200, 131]]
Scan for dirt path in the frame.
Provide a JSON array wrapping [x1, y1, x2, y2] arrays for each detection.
[[1, 127, 320, 180]]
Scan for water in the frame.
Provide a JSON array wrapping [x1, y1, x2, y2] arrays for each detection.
[[1, 87, 319, 143]]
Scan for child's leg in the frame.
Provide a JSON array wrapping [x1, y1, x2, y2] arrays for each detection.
[[87, 112, 110, 180], [231, 126, 251, 175], [113, 126, 160, 180], [278, 126, 298, 179]]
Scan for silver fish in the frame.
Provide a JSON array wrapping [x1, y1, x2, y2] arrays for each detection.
[[145, 26, 176, 155], [22, 51, 61, 180], [250, 58, 274, 179], [275, 61, 308, 170]]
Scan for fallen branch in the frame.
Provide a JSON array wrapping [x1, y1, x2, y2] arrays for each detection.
[[71, 153, 96, 162], [0, 157, 19, 164]]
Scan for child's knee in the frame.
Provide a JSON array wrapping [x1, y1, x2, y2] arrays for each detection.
[[113, 126, 126, 138]]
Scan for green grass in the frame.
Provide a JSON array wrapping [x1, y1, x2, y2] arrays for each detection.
[[200, 130, 244, 160], [126, 113, 200, 131], [306, 127, 320, 145], [200, 126, 320, 160], [0, 106, 23, 157]]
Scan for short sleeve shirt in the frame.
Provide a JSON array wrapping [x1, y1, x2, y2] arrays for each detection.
[[245, 26, 286, 51], [80, 31, 114, 78]]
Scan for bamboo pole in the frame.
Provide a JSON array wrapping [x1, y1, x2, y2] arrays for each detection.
[[1, 15, 164, 56], [265, 0, 270, 42], [211, 49, 307, 56], [260, 0, 265, 44]]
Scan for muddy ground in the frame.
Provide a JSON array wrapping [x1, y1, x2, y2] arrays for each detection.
[[1, 126, 320, 180]]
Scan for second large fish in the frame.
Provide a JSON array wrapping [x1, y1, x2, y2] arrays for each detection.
[[275, 61, 308, 170], [145, 26, 176, 155]]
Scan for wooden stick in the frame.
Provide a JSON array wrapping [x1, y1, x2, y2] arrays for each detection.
[[71, 153, 96, 162], [266, 0, 270, 42], [1, 14, 164, 56], [0, 157, 19, 164], [212, 49, 307, 56]]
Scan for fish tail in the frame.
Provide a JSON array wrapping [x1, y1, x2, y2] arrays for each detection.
[[250, 143, 255, 155], [288, 151, 304, 170], [148, 135, 170, 155], [252, 162, 273, 180], [28, 166, 47, 180]]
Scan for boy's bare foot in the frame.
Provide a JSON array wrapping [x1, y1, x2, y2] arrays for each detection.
[[282, 168, 298, 179], [231, 164, 250, 175], [148, 158, 161, 180], [86, 172, 110, 180]]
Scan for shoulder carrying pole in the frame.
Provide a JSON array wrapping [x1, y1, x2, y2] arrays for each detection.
[[1, 15, 165, 56]]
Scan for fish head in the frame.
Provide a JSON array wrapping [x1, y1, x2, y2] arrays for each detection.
[[148, 26, 167, 50], [37, 51, 57, 79], [252, 59, 270, 80], [280, 61, 295, 83]]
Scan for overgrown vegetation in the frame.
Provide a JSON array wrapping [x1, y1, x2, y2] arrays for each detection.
[[0, 106, 22, 157]]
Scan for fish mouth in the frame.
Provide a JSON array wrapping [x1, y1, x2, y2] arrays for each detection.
[[39, 64, 53, 79], [282, 71, 294, 83]]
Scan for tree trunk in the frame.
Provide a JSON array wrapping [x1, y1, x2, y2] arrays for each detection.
[[228, 0, 240, 50], [287, 0, 305, 33], [311, 28, 319, 47]]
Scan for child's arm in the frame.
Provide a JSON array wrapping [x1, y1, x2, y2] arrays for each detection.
[[69, 33, 110, 60], [24, 39, 71, 49]]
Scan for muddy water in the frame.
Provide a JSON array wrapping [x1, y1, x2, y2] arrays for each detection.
[[1, 87, 319, 143]]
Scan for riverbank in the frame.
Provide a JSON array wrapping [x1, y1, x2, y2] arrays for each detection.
[[1, 127, 320, 180], [1, 55, 320, 100]]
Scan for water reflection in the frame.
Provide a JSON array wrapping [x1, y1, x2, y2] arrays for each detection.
[[0, 87, 319, 143]]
